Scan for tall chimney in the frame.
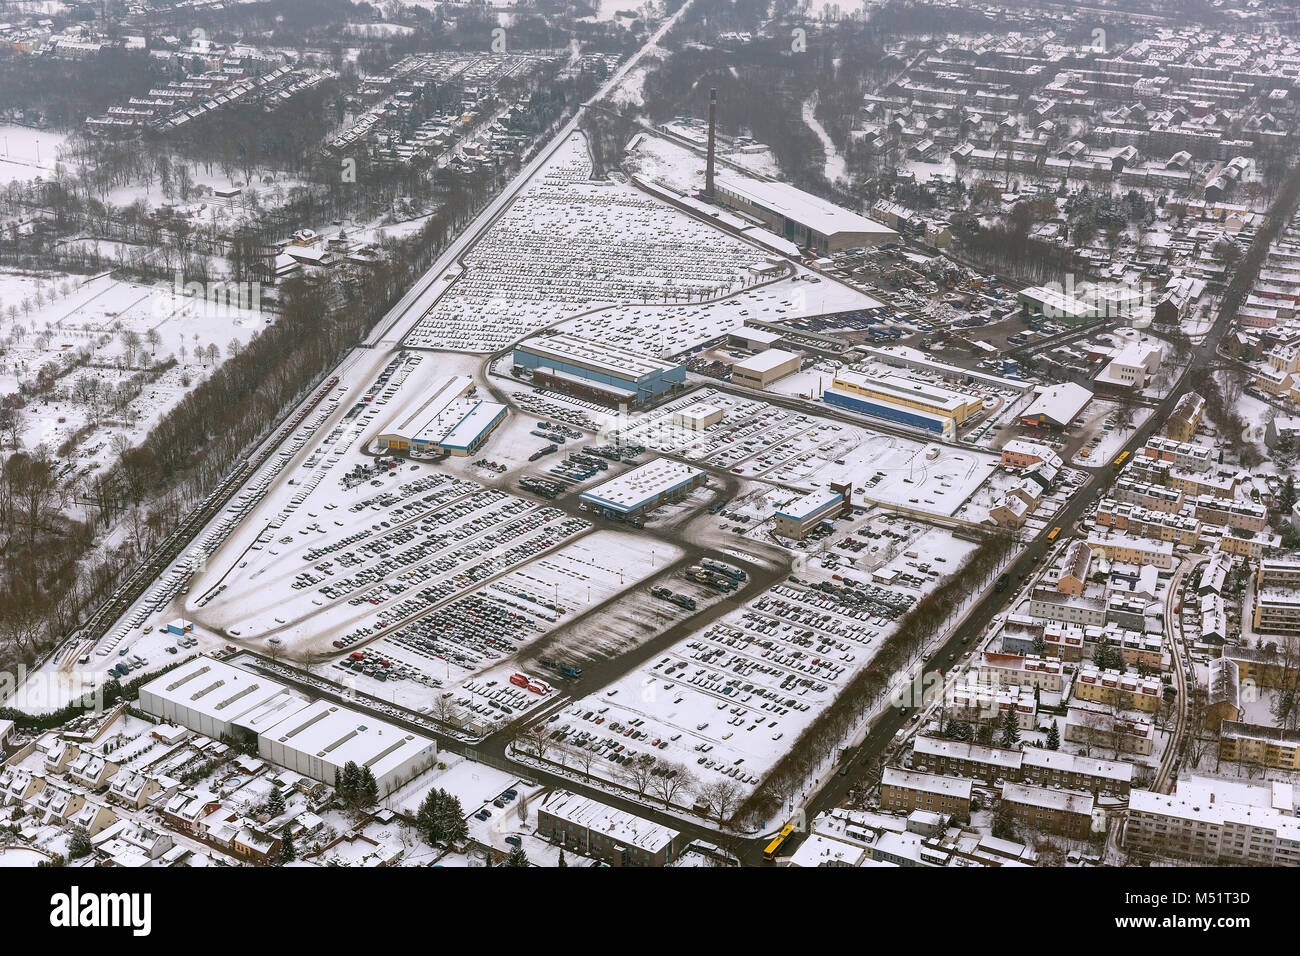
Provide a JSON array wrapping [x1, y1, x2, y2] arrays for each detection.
[[705, 88, 717, 200]]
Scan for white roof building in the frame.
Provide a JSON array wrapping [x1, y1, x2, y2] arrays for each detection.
[[259, 699, 437, 796], [138, 656, 296, 740], [1021, 382, 1094, 427], [377, 375, 506, 456], [579, 458, 706, 517], [714, 174, 896, 252], [540, 790, 680, 856], [139, 656, 437, 795]]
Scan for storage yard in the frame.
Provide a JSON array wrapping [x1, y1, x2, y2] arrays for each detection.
[[553, 522, 978, 795], [401, 134, 766, 352], [609, 387, 1000, 518]]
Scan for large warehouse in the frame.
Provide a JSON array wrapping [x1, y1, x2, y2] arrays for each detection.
[[138, 657, 437, 795], [578, 458, 707, 520], [831, 369, 982, 424], [824, 386, 956, 438], [731, 348, 803, 388], [377, 375, 507, 457], [138, 655, 298, 740], [1021, 382, 1094, 429], [727, 325, 785, 351], [258, 699, 437, 796], [713, 174, 896, 253], [513, 333, 685, 408], [1017, 285, 1097, 325]]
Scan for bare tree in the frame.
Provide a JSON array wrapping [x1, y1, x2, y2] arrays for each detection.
[[622, 754, 658, 799], [650, 762, 695, 810], [430, 692, 461, 729], [698, 779, 742, 826]]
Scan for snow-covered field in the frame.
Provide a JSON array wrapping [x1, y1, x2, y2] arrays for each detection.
[[0, 269, 266, 465], [0, 124, 66, 184]]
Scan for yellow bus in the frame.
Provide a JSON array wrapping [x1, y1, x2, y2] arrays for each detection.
[[1112, 450, 1130, 468], [1046, 526, 1061, 543], [764, 823, 796, 861]]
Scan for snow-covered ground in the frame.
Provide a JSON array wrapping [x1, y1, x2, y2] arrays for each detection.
[[0, 269, 266, 466], [803, 94, 846, 185], [0, 124, 66, 184]]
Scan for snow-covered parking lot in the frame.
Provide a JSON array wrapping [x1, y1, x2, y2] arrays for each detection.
[[402, 133, 766, 353], [544, 524, 978, 799], [611, 386, 1000, 517]]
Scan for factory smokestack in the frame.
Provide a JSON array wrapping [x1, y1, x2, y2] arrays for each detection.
[[705, 88, 717, 200]]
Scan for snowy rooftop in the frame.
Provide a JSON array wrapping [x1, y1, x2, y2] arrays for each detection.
[[540, 790, 679, 852], [882, 767, 972, 800], [912, 735, 1023, 769], [731, 325, 784, 345], [263, 699, 434, 782], [1022, 382, 1093, 426], [1001, 782, 1095, 816], [579, 458, 704, 513], [732, 347, 802, 374], [714, 174, 896, 240], [776, 487, 844, 521], [517, 332, 679, 380], [836, 369, 973, 413], [140, 656, 291, 727], [1130, 776, 1300, 836], [383, 375, 504, 448]]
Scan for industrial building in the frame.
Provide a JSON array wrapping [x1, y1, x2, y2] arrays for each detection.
[[774, 483, 852, 539], [1020, 382, 1093, 429], [513, 333, 685, 408], [824, 385, 955, 438], [138, 657, 437, 796], [832, 369, 981, 424], [258, 699, 437, 796], [673, 403, 724, 431], [377, 375, 507, 457], [138, 656, 299, 741], [1016, 285, 1098, 325], [713, 174, 896, 253], [727, 326, 785, 351], [578, 458, 707, 520], [821, 367, 982, 438], [730, 348, 803, 388]]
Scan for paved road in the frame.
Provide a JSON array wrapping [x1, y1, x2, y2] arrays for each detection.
[[1154, 555, 1203, 793]]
